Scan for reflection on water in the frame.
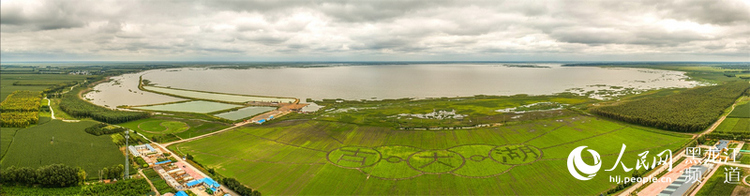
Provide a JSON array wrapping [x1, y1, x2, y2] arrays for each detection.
[[88, 64, 700, 108]]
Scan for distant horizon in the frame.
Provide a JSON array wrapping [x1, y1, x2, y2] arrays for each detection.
[[2, 60, 748, 64]]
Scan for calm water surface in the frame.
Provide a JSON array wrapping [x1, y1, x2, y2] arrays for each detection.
[[87, 64, 700, 108]]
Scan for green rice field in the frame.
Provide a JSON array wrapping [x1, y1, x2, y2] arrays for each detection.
[[0, 128, 21, 159], [214, 106, 276, 120], [728, 102, 750, 118], [143, 85, 296, 103], [132, 101, 241, 114], [172, 115, 691, 195], [714, 118, 750, 133], [0, 120, 125, 174]]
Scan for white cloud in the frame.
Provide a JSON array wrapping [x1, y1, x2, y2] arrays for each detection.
[[1, 0, 748, 61]]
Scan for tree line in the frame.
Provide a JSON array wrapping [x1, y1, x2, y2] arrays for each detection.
[[2, 164, 85, 187], [59, 89, 148, 124], [221, 178, 261, 196], [99, 164, 125, 180], [591, 81, 750, 132], [84, 123, 127, 136]]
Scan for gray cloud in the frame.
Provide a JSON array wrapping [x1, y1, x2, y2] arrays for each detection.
[[1, 0, 88, 31], [1, 0, 748, 61]]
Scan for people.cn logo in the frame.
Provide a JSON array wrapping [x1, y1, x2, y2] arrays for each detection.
[[567, 146, 602, 181]]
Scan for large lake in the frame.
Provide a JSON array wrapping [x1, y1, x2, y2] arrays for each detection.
[[86, 64, 700, 108]]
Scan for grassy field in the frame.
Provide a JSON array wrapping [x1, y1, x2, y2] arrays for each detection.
[[173, 115, 691, 195], [0, 74, 90, 101], [50, 98, 77, 120], [302, 94, 593, 129], [0, 120, 125, 175], [118, 116, 229, 142]]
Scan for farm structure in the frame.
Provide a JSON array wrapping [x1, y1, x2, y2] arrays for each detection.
[[128, 144, 174, 166], [185, 177, 224, 194], [657, 164, 713, 196], [704, 140, 743, 162], [128, 144, 158, 157]]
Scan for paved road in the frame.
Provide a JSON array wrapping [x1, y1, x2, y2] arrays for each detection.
[[637, 157, 696, 196], [618, 149, 687, 196]]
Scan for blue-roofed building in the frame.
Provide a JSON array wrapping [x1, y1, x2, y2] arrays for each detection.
[[185, 179, 202, 187], [155, 160, 172, 165], [186, 177, 222, 194], [175, 191, 188, 196]]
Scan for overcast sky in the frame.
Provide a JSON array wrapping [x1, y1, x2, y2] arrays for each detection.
[[1, 0, 748, 62]]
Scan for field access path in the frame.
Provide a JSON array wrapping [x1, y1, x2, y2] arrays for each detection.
[[138, 169, 160, 196], [161, 120, 253, 147], [46, 98, 55, 120]]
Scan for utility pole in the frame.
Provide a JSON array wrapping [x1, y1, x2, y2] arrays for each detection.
[[124, 130, 130, 179]]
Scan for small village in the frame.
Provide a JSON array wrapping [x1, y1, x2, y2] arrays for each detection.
[[128, 144, 226, 196]]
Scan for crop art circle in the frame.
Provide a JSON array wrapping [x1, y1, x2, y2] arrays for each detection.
[[326, 144, 543, 179]]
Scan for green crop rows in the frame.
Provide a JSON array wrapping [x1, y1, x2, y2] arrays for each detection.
[[174, 115, 690, 195], [0, 120, 125, 175]]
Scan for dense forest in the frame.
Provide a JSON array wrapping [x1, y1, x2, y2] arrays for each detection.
[[59, 89, 148, 124], [591, 81, 750, 132]]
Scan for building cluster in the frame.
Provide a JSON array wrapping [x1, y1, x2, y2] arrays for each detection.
[[705, 140, 743, 161], [68, 70, 91, 75], [129, 144, 229, 196], [657, 140, 746, 196], [129, 144, 173, 165]]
